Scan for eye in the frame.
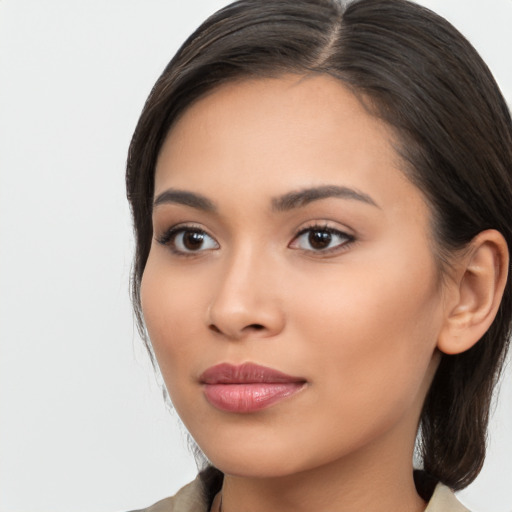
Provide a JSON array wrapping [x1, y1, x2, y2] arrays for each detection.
[[157, 226, 219, 254], [290, 225, 354, 253]]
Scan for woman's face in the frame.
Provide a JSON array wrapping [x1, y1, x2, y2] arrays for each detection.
[[141, 75, 447, 478]]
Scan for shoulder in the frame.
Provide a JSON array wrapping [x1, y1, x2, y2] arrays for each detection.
[[426, 483, 471, 512], [127, 475, 470, 512], [127, 477, 208, 512]]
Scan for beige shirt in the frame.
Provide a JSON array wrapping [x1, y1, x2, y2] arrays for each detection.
[[132, 476, 470, 512]]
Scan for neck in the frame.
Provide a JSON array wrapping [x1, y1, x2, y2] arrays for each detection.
[[215, 423, 426, 512]]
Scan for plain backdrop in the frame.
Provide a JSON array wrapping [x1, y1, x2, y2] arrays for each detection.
[[0, 1, 511, 511]]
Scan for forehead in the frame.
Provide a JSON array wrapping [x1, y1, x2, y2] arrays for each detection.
[[158, 74, 396, 161], [155, 74, 423, 215]]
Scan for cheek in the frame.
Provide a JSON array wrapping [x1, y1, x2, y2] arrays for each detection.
[[294, 253, 442, 416], [140, 255, 208, 379], [140, 259, 216, 428]]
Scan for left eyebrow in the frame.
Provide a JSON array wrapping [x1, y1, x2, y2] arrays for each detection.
[[271, 185, 380, 211]]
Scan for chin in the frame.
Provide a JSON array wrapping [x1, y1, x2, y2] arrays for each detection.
[[210, 456, 303, 479], [197, 439, 303, 478]]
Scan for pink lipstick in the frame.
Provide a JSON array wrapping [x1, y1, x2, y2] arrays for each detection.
[[200, 363, 306, 413]]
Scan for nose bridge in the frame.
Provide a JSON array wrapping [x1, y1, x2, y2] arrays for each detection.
[[207, 241, 284, 338]]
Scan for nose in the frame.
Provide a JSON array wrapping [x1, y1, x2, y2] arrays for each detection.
[[206, 247, 285, 340]]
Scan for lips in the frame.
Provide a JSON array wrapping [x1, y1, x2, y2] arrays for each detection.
[[200, 363, 306, 413]]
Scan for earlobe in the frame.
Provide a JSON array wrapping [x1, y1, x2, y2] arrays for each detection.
[[437, 229, 509, 355]]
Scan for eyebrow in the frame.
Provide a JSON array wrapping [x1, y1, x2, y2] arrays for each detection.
[[271, 185, 379, 211], [153, 189, 216, 212], [152, 184, 379, 213]]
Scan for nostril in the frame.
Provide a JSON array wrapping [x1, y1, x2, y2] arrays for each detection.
[[208, 323, 265, 335], [247, 324, 265, 331]]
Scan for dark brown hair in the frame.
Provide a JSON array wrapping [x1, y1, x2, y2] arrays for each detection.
[[126, 0, 512, 491]]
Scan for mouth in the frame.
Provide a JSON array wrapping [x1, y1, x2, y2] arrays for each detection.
[[200, 362, 307, 413]]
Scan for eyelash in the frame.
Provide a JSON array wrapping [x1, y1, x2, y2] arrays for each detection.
[[156, 225, 219, 256], [156, 223, 355, 256], [289, 224, 355, 255]]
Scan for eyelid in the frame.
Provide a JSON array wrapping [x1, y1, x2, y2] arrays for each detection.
[[289, 222, 355, 254], [155, 222, 202, 245], [156, 223, 219, 255]]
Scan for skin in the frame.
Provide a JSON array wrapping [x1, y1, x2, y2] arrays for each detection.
[[140, 74, 503, 512]]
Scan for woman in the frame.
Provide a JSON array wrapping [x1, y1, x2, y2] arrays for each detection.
[[126, 0, 512, 510]]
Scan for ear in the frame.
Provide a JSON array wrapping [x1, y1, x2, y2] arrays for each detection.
[[437, 229, 509, 355]]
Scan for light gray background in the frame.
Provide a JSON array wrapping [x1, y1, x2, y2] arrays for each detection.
[[0, 1, 511, 511]]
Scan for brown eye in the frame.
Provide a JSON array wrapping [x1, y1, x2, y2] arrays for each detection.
[[290, 226, 353, 253], [157, 227, 219, 254], [308, 230, 332, 250], [182, 231, 206, 251], [174, 229, 218, 253]]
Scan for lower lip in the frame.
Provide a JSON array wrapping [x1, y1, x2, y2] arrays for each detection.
[[203, 382, 305, 413]]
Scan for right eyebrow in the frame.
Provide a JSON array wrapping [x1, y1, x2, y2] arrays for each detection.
[[153, 189, 217, 212]]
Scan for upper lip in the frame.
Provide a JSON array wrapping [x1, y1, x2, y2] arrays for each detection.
[[200, 362, 306, 384]]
